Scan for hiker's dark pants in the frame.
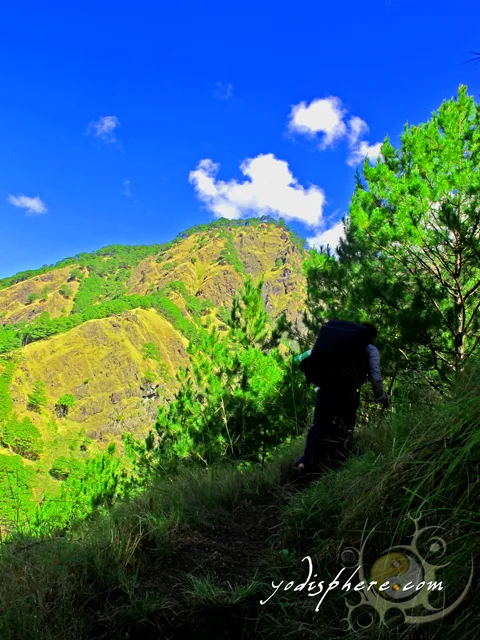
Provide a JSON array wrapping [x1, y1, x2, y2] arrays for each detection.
[[296, 387, 360, 472]]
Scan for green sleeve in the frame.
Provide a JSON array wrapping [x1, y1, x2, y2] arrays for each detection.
[[293, 349, 312, 364]]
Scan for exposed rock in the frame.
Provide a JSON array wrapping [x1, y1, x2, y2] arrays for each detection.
[[139, 382, 159, 399], [109, 391, 123, 404], [78, 398, 105, 422]]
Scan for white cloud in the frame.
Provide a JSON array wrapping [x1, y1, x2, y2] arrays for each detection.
[[288, 96, 347, 147], [347, 141, 383, 166], [214, 82, 233, 100], [288, 96, 383, 165], [122, 179, 132, 197], [307, 220, 345, 252], [8, 194, 47, 215], [189, 153, 325, 227], [348, 116, 369, 146], [87, 115, 121, 143]]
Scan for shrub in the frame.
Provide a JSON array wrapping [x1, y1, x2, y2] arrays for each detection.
[[163, 260, 178, 271], [27, 381, 48, 412], [2, 417, 44, 460], [0, 453, 35, 522], [144, 370, 158, 384], [68, 268, 84, 282], [26, 293, 39, 305], [151, 296, 202, 344], [141, 342, 161, 361], [55, 394, 76, 417], [0, 327, 20, 354], [0, 361, 14, 421], [59, 284, 73, 298], [158, 362, 170, 379], [219, 236, 246, 275], [49, 456, 81, 480]]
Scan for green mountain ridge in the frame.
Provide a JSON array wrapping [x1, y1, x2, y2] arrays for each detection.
[[0, 216, 309, 518]]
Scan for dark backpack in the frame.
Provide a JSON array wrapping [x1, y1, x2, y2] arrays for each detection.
[[299, 320, 371, 390]]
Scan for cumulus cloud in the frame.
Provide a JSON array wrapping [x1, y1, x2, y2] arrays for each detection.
[[289, 96, 382, 165], [8, 194, 47, 215], [87, 115, 121, 143], [189, 153, 325, 227], [347, 140, 383, 166], [214, 82, 233, 100], [307, 220, 345, 252], [288, 96, 347, 147]]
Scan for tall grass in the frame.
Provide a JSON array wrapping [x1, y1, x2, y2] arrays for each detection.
[[0, 365, 478, 639], [260, 361, 480, 639]]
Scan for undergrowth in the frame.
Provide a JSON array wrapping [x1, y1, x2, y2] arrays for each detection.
[[0, 364, 478, 639]]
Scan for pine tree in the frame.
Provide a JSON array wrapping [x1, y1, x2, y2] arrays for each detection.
[[305, 85, 480, 386], [126, 277, 309, 472]]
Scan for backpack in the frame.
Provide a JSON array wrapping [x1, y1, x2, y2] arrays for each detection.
[[299, 320, 371, 390]]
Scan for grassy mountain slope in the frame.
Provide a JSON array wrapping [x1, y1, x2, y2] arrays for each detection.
[[0, 265, 82, 324], [0, 218, 308, 516], [9, 308, 188, 440]]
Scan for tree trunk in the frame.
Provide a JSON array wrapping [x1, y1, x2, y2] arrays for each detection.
[[454, 249, 465, 372]]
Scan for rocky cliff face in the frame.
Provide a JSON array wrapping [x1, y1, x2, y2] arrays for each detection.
[[126, 222, 306, 319], [0, 219, 307, 474]]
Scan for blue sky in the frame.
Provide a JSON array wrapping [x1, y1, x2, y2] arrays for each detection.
[[1, 0, 480, 278]]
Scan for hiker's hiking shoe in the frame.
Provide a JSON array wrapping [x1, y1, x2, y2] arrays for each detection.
[[292, 463, 317, 486], [293, 462, 307, 477]]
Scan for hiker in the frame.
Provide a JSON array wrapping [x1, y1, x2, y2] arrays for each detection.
[[295, 320, 389, 474]]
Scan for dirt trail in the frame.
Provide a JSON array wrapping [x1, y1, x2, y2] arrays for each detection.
[[92, 476, 311, 639], [167, 499, 283, 584]]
